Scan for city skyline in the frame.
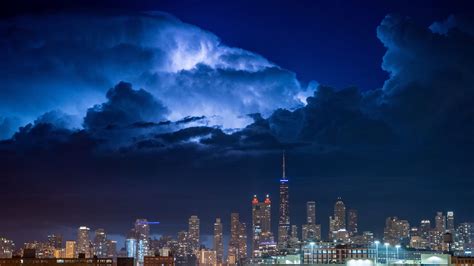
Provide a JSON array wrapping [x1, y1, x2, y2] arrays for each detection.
[[1, 0, 474, 259]]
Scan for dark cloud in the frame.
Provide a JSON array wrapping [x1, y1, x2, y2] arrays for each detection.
[[84, 81, 169, 130]]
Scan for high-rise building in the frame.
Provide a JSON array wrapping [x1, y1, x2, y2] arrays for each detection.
[[302, 201, 321, 242], [198, 249, 217, 265], [135, 219, 151, 266], [420, 220, 431, 239], [47, 234, 62, 249], [334, 198, 346, 231], [228, 213, 247, 264], [76, 226, 91, 258], [94, 229, 108, 258], [383, 217, 410, 245], [306, 201, 316, 225], [213, 218, 224, 264], [348, 209, 358, 236], [447, 211, 455, 232], [251, 194, 272, 256], [65, 241, 76, 258], [435, 212, 446, 233], [278, 152, 290, 249], [125, 229, 137, 260], [188, 215, 200, 254], [106, 240, 116, 258]]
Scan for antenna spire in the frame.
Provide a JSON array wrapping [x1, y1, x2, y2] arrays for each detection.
[[282, 151, 286, 178]]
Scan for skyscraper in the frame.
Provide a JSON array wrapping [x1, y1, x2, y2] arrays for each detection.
[[334, 198, 346, 231], [93, 229, 108, 258], [383, 217, 410, 245], [76, 226, 90, 258], [188, 215, 200, 254], [435, 212, 446, 233], [278, 152, 290, 249], [65, 241, 76, 258], [213, 218, 224, 264], [447, 211, 455, 232], [420, 220, 431, 239], [135, 219, 150, 266], [348, 209, 358, 236], [251, 194, 272, 256], [302, 201, 321, 242], [228, 213, 247, 264], [125, 229, 137, 260], [47, 234, 62, 249]]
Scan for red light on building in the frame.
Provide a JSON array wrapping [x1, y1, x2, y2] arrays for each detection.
[[252, 195, 259, 205], [264, 194, 271, 204]]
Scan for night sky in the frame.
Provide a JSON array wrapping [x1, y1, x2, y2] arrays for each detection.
[[1, 0, 474, 247]]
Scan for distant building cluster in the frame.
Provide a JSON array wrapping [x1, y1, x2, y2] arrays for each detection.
[[1, 154, 474, 266]]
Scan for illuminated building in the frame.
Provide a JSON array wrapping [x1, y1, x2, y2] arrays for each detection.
[[144, 255, 174, 266], [188, 215, 200, 254], [198, 249, 216, 265], [94, 229, 108, 258], [213, 218, 224, 264], [447, 211, 455, 232], [106, 240, 116, 258], [278, 152, 290, 250], [0, 257, 113, 266], [228, 213, 247, 264], [135, 219, 151, 266], [125, 229, 137, 260], [77, 226, 91, 258], [383, 217, 410, 245], [350, 231, 374, 246], [435, 212, 446, 233], [420, 220, 431, 239], [251, 195, 273, 257], [348, 209, 358, 236], [306, 201, 316, 224], [0, 237, 15, 258], [334, 198, 346, 231], [47, 234, 62, 250], [302, 243, 371, 264], [302, 201, 322, 243], [65, 241, 76, 258]]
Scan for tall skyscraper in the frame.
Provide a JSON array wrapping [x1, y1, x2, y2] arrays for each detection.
[[106, 240, 116, 258], [125, 229, 137, 260], [228, 213, 247, 264], [213, 218, 224, 264], [251, 194, 272, 256], [348, 209, 358, 236], [447, 211, 455, 232], [383, 217, 410, 245], [278, 152, 290, 249], [302, 201, 321, 242], [93, 229, 108, 257], [135, 219, 150, 266], [188, 215, 200, 254], [334, 198, 346, 230], [306, 201, 316, 224], [76, 226, 90, 258], [435, 212, 446, 233], [420, 220, 431, 239], [65, 241, 76, 258]]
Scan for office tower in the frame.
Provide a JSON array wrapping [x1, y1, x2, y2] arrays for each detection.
[[302, 201, 321, 242], [135, 219, 151, 266], [188, 215, 200, 254], [106, 240, 116, 258], [65, 241, 76, 258], [176, 231, 188, 263], [213, 218, 224, 264], [228, 213, 247, 263], [334, 198, 346, 230], [348, 209, 358, 236], [198, 249, 217, 265], [435, 212, 446, 233], [383, 217, 410, 245], [77, 226, 91, 258], [125, 229, 137, 259], [94, 229, 108, 257], [329, 216, 336, 240], [278, 152, 290, 249], [47, 234, 62, 249], [289, 225, 299, 249], [307, 201, 316, 224], [251, 194, 272, 256], [420, 220, 431, 239], [447, 211, 455, 232]]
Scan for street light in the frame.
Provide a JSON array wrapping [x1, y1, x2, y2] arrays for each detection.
[[395, 245, 401, 261], [384, 243, 390, 265], [374, 240, 380, 264], [310, 242, 315, 264]]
